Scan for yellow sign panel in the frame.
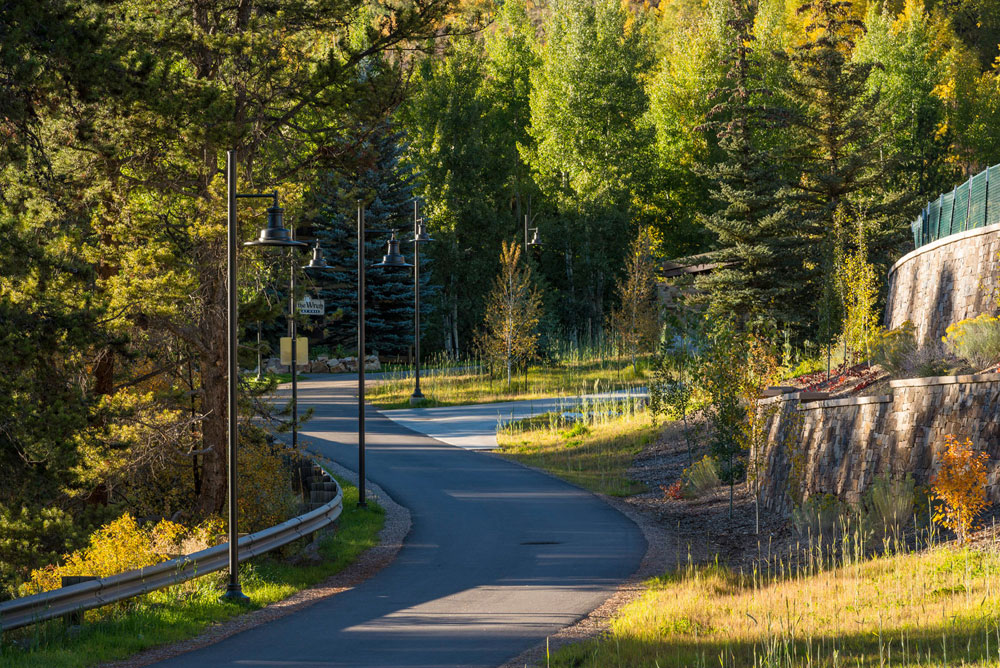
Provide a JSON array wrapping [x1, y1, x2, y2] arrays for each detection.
[[279, 337, 309, 366]]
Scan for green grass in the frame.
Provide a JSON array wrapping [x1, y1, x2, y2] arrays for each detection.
[[369, 357, 649, 410], [551, 533, 1000, 667], [495, 400, 653, 496], [0, 478, 383, 668]]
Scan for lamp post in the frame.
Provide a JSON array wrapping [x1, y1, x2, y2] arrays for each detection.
[[356, 203, 411, 508], [410, 202, 433, 405], [223, 149, 305, 602]]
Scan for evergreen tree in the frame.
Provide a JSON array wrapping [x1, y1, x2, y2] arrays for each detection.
[[782, 0, 901, 337], [696, 0, 799, 330], [307, 121, 430, 357]]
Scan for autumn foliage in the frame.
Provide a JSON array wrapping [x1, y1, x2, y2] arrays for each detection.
[[931, 434, 990, 544]]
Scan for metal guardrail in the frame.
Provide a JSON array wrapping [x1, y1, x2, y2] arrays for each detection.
[[911, 163, 1000, 249], [0, 468, 342, 633]]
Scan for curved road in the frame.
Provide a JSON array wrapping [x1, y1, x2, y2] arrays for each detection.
[[157, 374, 646, 668]]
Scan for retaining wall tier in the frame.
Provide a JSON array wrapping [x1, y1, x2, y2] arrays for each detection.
[[885, 222, 1000, 345], [759, 374, 1000, 516]]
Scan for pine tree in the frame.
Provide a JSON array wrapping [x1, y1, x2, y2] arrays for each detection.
[[696, 0, 799, 330], [782, 0, 901, 332], [306, 120, 431, 357]]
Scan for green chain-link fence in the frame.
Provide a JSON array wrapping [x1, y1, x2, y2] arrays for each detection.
[[911, 163, 1000, 248]]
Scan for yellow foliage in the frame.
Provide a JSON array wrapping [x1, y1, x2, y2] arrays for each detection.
[[931, 434, 990, 544], [18, 514, 224, 596], [942, 313, 1000, 345], [238, 431, 298, 532], [941, 313, 1000, 369]]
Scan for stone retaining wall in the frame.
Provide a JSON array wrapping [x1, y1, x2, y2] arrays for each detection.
[[760, 374, 1000, 515], [885, 222, 1000, 345]]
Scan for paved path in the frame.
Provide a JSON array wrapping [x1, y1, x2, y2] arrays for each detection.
[[381, 390, 648, 450], [156, 374, 645, 668]]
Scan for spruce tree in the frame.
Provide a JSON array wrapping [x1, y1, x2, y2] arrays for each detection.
[[782, 0, 901, 333], [697, 0, 798, 330], [306, 121, 431, 357]]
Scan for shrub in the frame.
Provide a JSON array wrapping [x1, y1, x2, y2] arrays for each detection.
[[864, 474, 915, 538], [902, 341, 957, 378], [942, 314, 1000, 371], [660, 480, 684, 500], [0, 505, 85, 599], [871, 321, 916, 375], [931, 434, 990, 544], [18, 514, 224, 596], [238, 429, 299, 532], [792, 494, 851, 537], [681, 456, 721, 498]]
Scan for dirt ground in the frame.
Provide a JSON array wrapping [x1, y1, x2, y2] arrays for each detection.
[[625, 417, 795, 570]]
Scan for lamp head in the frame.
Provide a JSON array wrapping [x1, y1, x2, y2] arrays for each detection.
[[413, 221, 434, 244], [528, 227, 542, 247], [376, 231, 413, 268], [303, 242, 331, 270], [244, 204, 307, 248]]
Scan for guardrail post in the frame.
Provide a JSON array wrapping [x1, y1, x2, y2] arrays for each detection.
[[60, 576, 96, 626]]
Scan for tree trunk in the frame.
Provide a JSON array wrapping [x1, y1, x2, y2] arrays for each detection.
[[198, 344, 228, 515], [195, 244, 229, 516]]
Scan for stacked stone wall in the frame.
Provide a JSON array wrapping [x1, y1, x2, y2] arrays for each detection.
[[885, 223, 1000, 345], [760, 374, 1000, 515]]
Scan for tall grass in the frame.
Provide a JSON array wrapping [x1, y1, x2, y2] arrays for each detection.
[[551, 516, 1000, 667], [369, 347, 650, 409], [496, 397, 652, 496]]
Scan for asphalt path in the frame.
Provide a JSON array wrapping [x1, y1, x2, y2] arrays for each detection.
[[381, 390, 648, 450], [156, 374, 646, 668]]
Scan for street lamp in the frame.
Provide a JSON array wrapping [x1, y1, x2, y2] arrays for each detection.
[[410, 202, 433, 405], [524, 214, 541, 252], [356, 204, 411, 508], [223, 149, 306, 602]]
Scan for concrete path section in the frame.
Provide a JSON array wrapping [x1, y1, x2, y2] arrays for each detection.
[[380, 390, 648, 450], [154, 375, 645, 668]]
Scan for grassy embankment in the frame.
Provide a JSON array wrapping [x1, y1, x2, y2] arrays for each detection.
[[369, 357, 649, 410], [496, 397, 1000, 667], [495, 399, 654, 496], [552, 535, 1000, 667], [0, 478, 383, 668]]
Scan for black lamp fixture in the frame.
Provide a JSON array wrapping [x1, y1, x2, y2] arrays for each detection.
[[528, 226, 541, 247], [303, 242, 331, 271], [376, 231, 413, 269], [524, 213, 542, 251], [413, 219, 433, 244], [244, 198, 305, 248]]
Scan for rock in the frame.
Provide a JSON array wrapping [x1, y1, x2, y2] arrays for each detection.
[[329, 361, 348, 374]]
